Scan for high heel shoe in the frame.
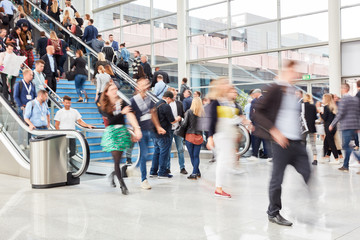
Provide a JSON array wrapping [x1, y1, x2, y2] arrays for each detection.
[[77, 97, 83, 102], [109, 171, 116, 188], [119, 178, 129, 195]]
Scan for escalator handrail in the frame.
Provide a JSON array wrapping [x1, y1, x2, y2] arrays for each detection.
[[27, 1, 159, 103], [0, 94, 90, 178]]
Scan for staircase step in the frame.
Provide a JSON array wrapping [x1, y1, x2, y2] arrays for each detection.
[[57, 93, 97, 98]]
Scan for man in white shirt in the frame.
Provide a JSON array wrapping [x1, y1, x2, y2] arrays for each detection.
[[55, 95, 94, 157], [33, 59, 46, 93]]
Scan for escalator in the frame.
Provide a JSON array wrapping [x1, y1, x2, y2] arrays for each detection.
[[0, 94, 90, 179], [27, 1, 158, 103]]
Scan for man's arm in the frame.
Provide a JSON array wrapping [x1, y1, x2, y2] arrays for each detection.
[[77, 119, 94, 128], [151, 107, 166, 135], [55, 120, 60, 130], [13, 83, 22, 108], [330, 98, 346, 128]]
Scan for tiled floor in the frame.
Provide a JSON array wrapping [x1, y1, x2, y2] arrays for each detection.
[[1, 151, 360, 240]]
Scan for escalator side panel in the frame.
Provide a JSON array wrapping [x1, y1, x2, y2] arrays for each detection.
[[0, 133, 30, 178]]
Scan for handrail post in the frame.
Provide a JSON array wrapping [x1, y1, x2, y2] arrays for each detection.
[[87, 54, 91, 82], [50, 101, 55, 125]]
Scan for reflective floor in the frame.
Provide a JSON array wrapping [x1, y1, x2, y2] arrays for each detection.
[[1, 150, 360, 240]]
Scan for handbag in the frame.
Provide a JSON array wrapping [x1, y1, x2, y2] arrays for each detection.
[[25, 44, 34, 51], [185, 133, 203, 145], [65, 70, 76, 81], [174, 124, 186, 138]]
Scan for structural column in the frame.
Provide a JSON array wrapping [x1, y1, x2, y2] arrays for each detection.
[[84, 0, 93, 16], [177, 0, 187, 90], [328, 0, 341, 96]]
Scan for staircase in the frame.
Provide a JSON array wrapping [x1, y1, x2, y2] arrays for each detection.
[[17, 51, 155, 164]]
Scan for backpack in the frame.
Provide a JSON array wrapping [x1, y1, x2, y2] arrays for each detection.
[[51, 39, 61, 52], [75, 25, 83, 37]]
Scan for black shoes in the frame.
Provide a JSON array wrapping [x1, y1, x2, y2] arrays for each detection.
[[312, 160, 318, 165], [109, 172, 116, 188], [166, 169, 171, 174], [126, 158, 132, 165], [180, 168, 188, 174], [268, 214, 293, 226], [187, 174, 197, 180], [196, 173, 201, 178], [119, 178, 129, 195]]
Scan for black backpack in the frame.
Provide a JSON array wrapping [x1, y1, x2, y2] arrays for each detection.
[[75, 25, 83, 37], [1, 14, 9, 25]]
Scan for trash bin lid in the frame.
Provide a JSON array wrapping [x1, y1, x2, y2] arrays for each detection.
[[29, 134, 67, 142]]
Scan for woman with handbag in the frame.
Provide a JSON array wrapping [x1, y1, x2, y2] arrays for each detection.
[[319, 94, 339, 163], [179, 97, 205, 180], [99, 82, 142, 195], [70, 50, 88, 102]]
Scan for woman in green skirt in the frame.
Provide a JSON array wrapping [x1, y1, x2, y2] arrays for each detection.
[[99, 82, 142, 195]]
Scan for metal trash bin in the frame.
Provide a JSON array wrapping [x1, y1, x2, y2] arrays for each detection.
[[30, 134, 67, 189]]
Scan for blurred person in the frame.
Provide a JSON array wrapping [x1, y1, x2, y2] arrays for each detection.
[[6, 26, 22, 55], [14, 69, 36, 117], [117, 43, 130, 74], [55, 95, 94, 158], [0, 8, 10, 33], [15, 13, 32, 31], [99, 81, 142, 195], [82, 14, 91, 29], [152, 67, 169, 88], [48, 0, 60, 29], [24, 90, 50, 130], [58, 33, 70, 77], [295, 89, 304, 103], [101, 40, 115, 62], [109, 34, 118, 52], [41, 45, 59, 93], [252, 61, 311, 226], [319, 94, 339, 164], [168, 87, 187, 175], [47, 31, 63, 74], [36, 31, 48, 58], [32, 60, 46, 94], [70, 50, 88, 102], [93, 52, 109, 78], [82, 19, 98, 49], [19, 23, 34, 69], [179, 77, 190, 101], [194, 91, 201, 98], [63, 0, 74, 18], [129, 78, 159, 189], [0, 0, 15, 24], [249, 89, 271, 160], [182, 97, 204, 180], [330, 83, 360, 172], [0, 44, 17, 104], [206, 78, 247, 198], [303, 94, 318, 165], [182, 89, 193, 112], [150, 91, 182, 179], [92, 34, 104, 53], [154, 74, 168, 99], [95, 65, 111, 102], [131, 50, 141, 79], [244, 96, 253, 120], [140, 55, 152, 81], [74, 12, 83, 28]]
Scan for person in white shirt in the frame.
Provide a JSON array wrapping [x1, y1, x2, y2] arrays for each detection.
[[55, 95, 94, 157], [63, 1, 75, 19], [33, 59, 46, 93]]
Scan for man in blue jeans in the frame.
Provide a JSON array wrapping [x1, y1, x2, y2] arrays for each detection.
[[150, 91, 182, 178], [130, 78, 157, 189], [168, 87, 187, 174], [330, 83, 360, 172]]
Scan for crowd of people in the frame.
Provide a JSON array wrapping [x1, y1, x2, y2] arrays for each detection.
[[2, 0, 360, 229]]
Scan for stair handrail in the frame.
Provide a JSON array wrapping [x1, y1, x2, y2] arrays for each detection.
[[27, 1, 159, 103]]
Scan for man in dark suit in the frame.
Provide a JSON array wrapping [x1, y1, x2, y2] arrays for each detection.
[[152, 67, 169, 88], [253, 60, 311, 227], [36, 31, 48, 58], [109, 34, 119, 52], [141, 55, 153, 81], [41, 45, 59, 93]]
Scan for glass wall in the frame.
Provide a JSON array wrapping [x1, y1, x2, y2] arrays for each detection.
[[92, 0, 332, 93]]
